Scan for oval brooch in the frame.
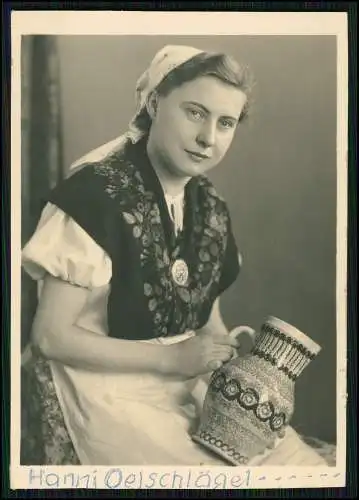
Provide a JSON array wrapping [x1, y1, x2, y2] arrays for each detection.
[[171, 259, 189, 286]]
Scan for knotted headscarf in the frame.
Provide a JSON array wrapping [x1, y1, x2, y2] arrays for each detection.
[[70, 45, 205, 171]]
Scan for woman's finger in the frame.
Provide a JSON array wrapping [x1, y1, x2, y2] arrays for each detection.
[[211, 346, 233, 360], [207, 360, 223, 370], [209, 349, 233, 365]]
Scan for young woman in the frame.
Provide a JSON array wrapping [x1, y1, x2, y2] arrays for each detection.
[[21, 45, 327, 466]]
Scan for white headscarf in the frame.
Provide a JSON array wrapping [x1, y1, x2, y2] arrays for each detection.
[[70, 45, 205, 171]]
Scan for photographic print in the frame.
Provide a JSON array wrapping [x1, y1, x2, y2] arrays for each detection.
[[10, 10, 348, 490]]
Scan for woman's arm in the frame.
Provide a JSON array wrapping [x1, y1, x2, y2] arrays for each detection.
[[32, 275, 238, 379], [31, 274, 175, 375]]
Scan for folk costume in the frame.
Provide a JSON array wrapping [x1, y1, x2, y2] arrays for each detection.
[[21, 45, 331, 466]]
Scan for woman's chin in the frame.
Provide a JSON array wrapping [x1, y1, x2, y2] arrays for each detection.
[[175, 160, 214, 178]]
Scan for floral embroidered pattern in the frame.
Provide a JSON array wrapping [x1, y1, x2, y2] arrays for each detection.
[[21, 355, 80, 465], [94, 151, 230, 338]]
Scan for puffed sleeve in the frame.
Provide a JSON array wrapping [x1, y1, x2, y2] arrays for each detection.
[[22, 202, 112, 289]]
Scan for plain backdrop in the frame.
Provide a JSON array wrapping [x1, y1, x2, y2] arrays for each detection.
[[56, 35, 337, 444]]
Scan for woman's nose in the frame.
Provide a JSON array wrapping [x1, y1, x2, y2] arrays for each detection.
[[196, 122, 216, 148]]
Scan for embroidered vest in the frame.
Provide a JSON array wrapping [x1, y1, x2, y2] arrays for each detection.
[[48, 140, 240, 341]]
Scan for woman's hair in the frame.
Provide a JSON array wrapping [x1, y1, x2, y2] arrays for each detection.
[[134, 51, 254, 134]]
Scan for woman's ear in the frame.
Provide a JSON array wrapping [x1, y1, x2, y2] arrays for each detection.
[[146, 91, 159, 120]]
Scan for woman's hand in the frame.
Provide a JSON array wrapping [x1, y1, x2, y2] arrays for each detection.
[[168, 331, 240, 379]]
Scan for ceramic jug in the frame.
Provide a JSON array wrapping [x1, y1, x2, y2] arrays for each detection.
[[192, 316, 322, 465]]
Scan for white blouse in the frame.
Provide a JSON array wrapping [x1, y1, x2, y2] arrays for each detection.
[[22, 202, 112, 289]]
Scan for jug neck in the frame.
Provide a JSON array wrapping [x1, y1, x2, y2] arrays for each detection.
[[251, 323, 318, 380]]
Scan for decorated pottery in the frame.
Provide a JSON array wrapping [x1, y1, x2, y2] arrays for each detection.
[[192, 316, 322, 466]]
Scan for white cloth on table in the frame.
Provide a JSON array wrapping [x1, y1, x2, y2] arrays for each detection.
[[21, 202, 328, 466]]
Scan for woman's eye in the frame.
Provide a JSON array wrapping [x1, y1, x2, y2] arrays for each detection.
[[220, 119, 235, 129], [187, 109, 204, 120]]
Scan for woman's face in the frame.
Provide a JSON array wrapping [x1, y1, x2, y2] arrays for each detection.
[[148, 75, 248, 178]]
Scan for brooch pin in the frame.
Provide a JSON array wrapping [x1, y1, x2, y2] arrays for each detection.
[[171, 259, 189, 286]]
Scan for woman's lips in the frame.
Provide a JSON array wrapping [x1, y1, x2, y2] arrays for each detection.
[[185, 150, 210, 161]]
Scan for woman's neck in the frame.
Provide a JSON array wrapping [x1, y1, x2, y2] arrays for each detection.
[[146, 136, 190, 197]]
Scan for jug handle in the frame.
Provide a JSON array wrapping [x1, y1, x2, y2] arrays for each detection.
[[228, 325, 257, 357]]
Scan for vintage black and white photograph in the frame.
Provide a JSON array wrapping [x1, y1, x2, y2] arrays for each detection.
[[11, 11, 348, 490]]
